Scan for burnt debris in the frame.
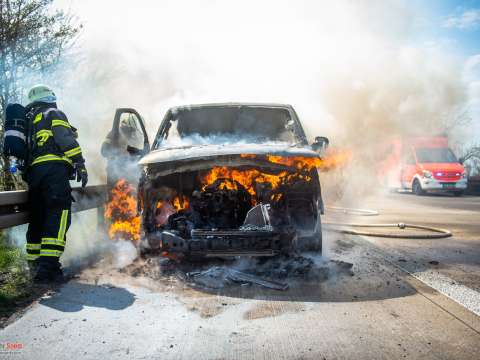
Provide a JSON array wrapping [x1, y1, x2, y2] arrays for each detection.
[[124, 254, 354, 292], [168, 179, 253, 234]]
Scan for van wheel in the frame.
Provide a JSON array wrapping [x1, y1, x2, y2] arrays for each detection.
[[412, 179, 425, 196], [452, 191, 463, 197], [294, 212, 323, 254], [294, 232, 322, 253]]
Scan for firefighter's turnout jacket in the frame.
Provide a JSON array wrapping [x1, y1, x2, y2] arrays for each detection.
[[29, 106, 84, 166], [25, 104, 85, 263]]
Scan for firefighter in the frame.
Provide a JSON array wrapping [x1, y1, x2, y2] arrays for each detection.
[[101, 114, 145, 185], [24, 84, 88, 282]]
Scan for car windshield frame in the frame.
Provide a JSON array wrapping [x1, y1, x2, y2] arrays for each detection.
[[415, 147, 458, 163], [152, 104, 308, 150]]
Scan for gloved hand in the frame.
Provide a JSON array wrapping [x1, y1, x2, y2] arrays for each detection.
[[75, 163, 88, 188]]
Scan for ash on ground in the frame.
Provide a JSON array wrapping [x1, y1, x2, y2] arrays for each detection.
[[120, 253, 353, 291]]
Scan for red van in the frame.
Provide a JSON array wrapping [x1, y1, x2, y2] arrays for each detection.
[[379, 137, 468, 196]]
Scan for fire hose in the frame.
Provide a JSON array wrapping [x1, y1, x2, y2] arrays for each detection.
[[325, 206, 379, 216], [323, 206, 452, 239]]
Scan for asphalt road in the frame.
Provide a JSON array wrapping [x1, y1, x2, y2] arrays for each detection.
[[1, 192, 479, 359], [357, 192, 480, 295]]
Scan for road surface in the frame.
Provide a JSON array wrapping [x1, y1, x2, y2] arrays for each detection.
[[1, 192, 479, 359]]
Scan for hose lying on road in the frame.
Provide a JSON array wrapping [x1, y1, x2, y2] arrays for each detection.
[[325, 206, 379, 216], [323, 206, 452, 239], [323, 222, 452, 239]]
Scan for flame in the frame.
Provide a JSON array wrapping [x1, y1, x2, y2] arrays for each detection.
[[155, 196, 190, 228], [173, 195, 190, 211], [270, 193, 283, 201], [104, 179, 141, 242], [157, 196, 190, 211], [104, 153, 351, 242], [266, 155, 321, 170], [240, 153, 257, 159], [201, 166, 289, 198], [266, 151, 351, 171], [317, 149, 352, 171], [201, 153, 351, 199]]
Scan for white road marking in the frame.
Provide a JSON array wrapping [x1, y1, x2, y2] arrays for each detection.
[[395, 264, 480, 316], [359, 235, 480, 316]]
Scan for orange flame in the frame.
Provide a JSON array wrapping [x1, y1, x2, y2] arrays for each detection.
[[157, 196, 190, 211], [201, 166, 290, 198], [266, 151, 351, 171], [104, 152, 351, 242], [173, 195, 190, 211], [155, 196, 190, 228], [202, 153, 351, 199], [104, 179, 141, 242]]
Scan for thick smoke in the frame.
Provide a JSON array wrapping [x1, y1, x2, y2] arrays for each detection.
[[52, 0, 472, 174], [31, 0, 474, 265], [317, 48, 469, 202]]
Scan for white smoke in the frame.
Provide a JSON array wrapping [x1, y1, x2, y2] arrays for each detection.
[[50, 0, 475, 167], [109, 240, 138, 269]]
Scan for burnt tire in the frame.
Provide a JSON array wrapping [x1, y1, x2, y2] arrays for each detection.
[[412, 179, 425, 196], [295, 231, 322, 253]]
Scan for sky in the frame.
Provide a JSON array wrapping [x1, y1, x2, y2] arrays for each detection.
[[410, 0, 480, 143], [408, 0, 480, 56]]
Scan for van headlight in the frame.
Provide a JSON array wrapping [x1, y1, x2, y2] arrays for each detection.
[[423, 170, 432, 178]]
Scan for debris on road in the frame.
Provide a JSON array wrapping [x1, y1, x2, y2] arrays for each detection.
[[228, 269, 289, 290], [117, 253, 354, 292], [187, 267, 289, 291]]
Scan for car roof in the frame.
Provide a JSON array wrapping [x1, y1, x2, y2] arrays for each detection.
[[169, 102, 294, 112]]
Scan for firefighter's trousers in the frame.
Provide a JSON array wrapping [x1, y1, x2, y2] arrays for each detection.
[[25, 162, 72, 266]]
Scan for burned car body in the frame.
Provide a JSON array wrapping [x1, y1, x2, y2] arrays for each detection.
[[105, 103, 328, 258]]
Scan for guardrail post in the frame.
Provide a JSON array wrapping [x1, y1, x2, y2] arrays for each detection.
[[97, 204, 105, 231]]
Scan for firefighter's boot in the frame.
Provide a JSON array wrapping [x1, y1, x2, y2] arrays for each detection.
[[34, 258, 64, 283]]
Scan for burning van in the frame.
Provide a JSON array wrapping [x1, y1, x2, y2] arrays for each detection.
[[103, 103, 336, 258]]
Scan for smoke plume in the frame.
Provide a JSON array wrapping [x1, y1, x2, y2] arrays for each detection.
[[52, 0, 472, 169]]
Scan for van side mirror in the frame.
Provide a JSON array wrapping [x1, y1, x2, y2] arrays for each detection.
[[459, 157, 464, 165], [126, 145, 144, 156], [312, 136, 329, 153]]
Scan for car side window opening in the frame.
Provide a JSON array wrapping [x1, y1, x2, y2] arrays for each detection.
[[119, 112, 145, 150]]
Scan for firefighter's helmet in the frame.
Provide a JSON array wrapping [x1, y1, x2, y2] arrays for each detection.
[[120, 114, 138, 130], [27, 84, 57, 104], [119, 115, 140, 137]]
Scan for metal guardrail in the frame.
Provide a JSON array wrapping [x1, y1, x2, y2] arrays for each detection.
[[0, 185, 108, 230]]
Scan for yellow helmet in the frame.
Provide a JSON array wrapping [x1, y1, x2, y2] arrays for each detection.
[[27, 84, 57, 104]]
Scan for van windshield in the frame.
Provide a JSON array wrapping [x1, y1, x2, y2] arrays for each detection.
[[155, 105, 300, 148], [415, 148, 458, 163]]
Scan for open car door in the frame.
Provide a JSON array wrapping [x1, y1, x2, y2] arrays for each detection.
[[101, 108, 150, 186]]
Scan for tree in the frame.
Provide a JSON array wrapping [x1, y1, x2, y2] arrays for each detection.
[[0, 0, 81, 190], [460, 143, 480, 176], [439, 106, 472, 135]]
